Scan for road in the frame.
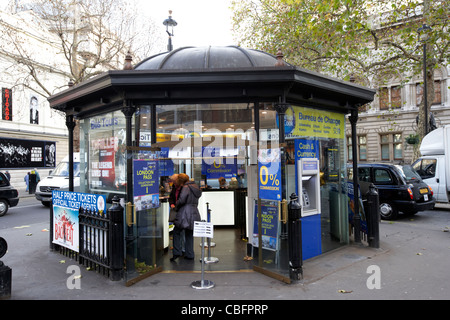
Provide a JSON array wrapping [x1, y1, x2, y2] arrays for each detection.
[[1, 196, 449, 301], [0, 196, 50, 229]]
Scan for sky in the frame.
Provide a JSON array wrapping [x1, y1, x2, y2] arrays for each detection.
[[139, 0, 236, 49]]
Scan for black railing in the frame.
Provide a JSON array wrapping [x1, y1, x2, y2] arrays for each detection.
[[50, 198, 124, 280], [79, 207, 111, 273]]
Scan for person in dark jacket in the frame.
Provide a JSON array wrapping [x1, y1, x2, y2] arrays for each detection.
[[168, 173, 185, 255], [171, 173, 202, 261], [168, 174, 180, 208]]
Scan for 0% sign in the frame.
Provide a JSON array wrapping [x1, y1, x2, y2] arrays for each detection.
[[259, 165, 280, 186]]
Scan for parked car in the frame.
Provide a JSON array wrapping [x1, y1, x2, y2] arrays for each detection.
[[0, 172, 19, 217], [35, 153, 80, 206], [356, 163, 435, 220]]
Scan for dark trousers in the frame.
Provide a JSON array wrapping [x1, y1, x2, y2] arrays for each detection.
[[173, 227, 194, 259]]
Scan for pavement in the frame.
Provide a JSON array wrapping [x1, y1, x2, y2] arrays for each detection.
[[1, 199, 450, 306]]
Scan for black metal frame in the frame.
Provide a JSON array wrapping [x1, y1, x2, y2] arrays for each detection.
[[49, 200, 124, 280]]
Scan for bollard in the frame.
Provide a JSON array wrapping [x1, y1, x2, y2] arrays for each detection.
[[0, 237, 11, 300], [108, 196, 124, 281], [288, 193, 303, 282], [366, 183, 380, 248]]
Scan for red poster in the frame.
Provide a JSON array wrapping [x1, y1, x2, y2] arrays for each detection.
[[91, 137, 118, 188]]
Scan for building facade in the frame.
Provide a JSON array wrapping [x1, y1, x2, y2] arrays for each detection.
[[0, 9, 70, 192], [0, 6, 132, 193], [346, 65, 450, 165]]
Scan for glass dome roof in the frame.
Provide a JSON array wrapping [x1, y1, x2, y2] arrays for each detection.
[[134, 46, 288, 70]]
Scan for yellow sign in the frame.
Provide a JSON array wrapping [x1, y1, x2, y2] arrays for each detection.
[[287, 106, 345, 139]]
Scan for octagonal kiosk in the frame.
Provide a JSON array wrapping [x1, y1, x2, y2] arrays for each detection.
[[48, 46, 375, 285]]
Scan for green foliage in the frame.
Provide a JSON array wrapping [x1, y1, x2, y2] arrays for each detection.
[[231, 0, 449, 87]]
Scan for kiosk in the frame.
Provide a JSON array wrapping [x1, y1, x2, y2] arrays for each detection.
[[48, 46, 375, 284]]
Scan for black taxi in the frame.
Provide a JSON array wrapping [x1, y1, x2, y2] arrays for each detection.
[[356, 163, 435, 220]]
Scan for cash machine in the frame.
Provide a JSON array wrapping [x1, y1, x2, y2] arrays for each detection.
[[297, 158, 321, 216], [297, 158, 322, 259]]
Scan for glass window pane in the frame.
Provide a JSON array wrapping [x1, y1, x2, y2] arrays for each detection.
[[359, 145, 367, 160], [381, 135, 389, 143], [381, 144, 389, 160], [374, 169, 392, 184], [379, 87, 389, 110], [433, 80, 441, 105], [394, 143, 402, 159], [416, 83, 423, 106], [359, 136, 366, 144], [391, 86, 402, 109], [357, 167, 370, 182], [394, 134, 402, 143]]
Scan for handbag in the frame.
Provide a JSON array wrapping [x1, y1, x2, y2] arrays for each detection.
[[168, 207, 178, 222]]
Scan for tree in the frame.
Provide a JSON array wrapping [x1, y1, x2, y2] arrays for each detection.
[[232, 0, 450, 157], [1, 0, 162, 95]]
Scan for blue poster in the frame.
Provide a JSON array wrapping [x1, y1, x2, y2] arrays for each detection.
[[252, 200, 279, 251], [52, 190, 107, 252], [133, 160, 160, 208], [295, 139, 319, 160], [347, 182, 367, 233], [258, 148, 281, 201], [201, 147, 237, 179]]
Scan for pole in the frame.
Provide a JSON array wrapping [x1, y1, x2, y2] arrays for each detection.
[[191, 223, 215, 289], [349, 108, 361, 243], [203, 202, 218, 264], [423, 42, 428, 135], [65, 115, 75, 192]]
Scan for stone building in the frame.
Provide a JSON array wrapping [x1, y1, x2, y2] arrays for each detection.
[[346, 66, 449, 165]]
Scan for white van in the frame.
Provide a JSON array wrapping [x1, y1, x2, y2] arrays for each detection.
[[412, 125, 450, 203], [35, 153, 80, 206]]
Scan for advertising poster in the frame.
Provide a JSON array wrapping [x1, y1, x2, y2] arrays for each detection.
[[2, 88, 12, 121], [52, 190, 106, 252], [295, 139, 319, 160], [0, 138, 56, 168], [201, 146, 237, 179], [90, 136, 119, 188], [258, 148, 281, 201], [282, 105, 345, 139], [88, 114, 126, 190], [252, 200, 279, 251], [347, 182, 367, 234], [133, 159, 160, 209]]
